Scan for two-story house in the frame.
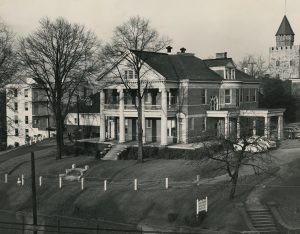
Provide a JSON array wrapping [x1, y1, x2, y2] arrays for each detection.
[[97, 48, 285, 146]]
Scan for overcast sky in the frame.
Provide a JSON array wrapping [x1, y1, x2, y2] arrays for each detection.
[[0, 0, 298, 61]]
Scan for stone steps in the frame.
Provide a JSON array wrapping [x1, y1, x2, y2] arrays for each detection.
[[247, 207, 279, 233], [102, 144, 127, 160]]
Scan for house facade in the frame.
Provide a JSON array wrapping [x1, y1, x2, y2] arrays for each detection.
[[6, 78, 55, 147], [98, 49, 285, 146]]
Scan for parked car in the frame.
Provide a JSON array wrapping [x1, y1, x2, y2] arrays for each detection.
[[233, 136, 274, 153], [284, 126, 300, 139]]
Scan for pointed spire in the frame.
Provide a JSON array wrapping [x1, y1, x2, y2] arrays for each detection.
[[276, 15, 295, 36]]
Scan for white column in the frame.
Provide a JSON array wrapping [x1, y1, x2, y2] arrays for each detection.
[[264, 116, 270, 138], [176, 115, 180, 143], [99, 90, 106, 142], [253, 118, 257, 136], [160, 88, 168, 146], [111, 118, 116, 139], [224, 116, 229, 139], [119, 89, 125, 143], [277, 115, 283, 140], [236, 117, 240, 139], [142, 96, 146, 143]]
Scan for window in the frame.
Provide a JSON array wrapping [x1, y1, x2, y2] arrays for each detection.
[[25, 116, 29, 124], [14, 89, 18, 97], [290, 60, 294, 66], [245, 89, 250, 102], [146, 119, 152, 128], [200, 89, 207, 104], [24, 89, 29, 97], [190, 118, 194, 130], [74, 118, 78, 124], [25, 102, 28, 111], [14, 102, 18, 111], [25, 129, 29, 137], [250, 89, 256, 102], [276, 60, 280, 66], [225, 89, 231, 104], [15, 129, 19, 136], [124, 70, 135, 79], [145, 92, 152, 104], [14, 115, 18, 124], [33, 91, 39, 100]]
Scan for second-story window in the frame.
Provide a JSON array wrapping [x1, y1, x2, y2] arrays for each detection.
[[200, 89, 207, 104], [24, 89, 29, 97], [225, 89, 231, 104], [15, 129, 19, 136], [14, 115, 18, 124], [25, 102, 29, 111], [124, 70, 135, 79], [14, 89, 18, 97], [145, 92, 152, 104], [25, 116, 29, 124], [14, 102, 18, 111]]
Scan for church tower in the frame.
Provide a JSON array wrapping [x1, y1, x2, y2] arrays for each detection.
[[269, 15, 300, 80], [275, 15, 294, 47]]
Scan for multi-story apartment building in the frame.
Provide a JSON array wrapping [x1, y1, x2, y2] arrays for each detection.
[[6, 78, 55, 147], [97, 49, 285, 146]]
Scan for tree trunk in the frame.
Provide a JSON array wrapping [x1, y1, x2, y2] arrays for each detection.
[[137, 95, 143, 163], [229, 173, 239, 199], [55, 105, 63, 160]]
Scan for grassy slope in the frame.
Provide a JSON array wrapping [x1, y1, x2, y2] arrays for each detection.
[[3, 140, 300, 231]]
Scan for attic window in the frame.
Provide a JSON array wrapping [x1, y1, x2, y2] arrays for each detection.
[[124, 70, 135, 79]]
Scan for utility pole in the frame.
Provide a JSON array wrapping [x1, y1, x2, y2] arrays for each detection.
[[31, 152, 38, 234], [77, 95, 80, 139]]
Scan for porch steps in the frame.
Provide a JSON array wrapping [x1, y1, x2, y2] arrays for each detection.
[[247, 207, 279, 233], [102, 144, 127, 160]]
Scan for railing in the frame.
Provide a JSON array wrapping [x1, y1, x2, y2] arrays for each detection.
[[125, 104, 136, 110], [167, 104, 177, 111], [104, 104, 119, 110], [144, 105, 161, 110]]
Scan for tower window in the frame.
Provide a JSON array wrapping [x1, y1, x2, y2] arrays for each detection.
[[276, 61, 280, 66]]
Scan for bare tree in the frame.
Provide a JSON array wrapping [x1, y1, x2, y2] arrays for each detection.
[[101, 16, 171, 162], [238, 55, 267, 78], [18, 17, 101, 159], [205, 132, 274, 199]]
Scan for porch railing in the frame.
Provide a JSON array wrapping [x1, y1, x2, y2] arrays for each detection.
[[104, 104, 119, 109]]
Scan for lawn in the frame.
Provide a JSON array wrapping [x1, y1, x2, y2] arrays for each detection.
[[0, 139, 299, 232]]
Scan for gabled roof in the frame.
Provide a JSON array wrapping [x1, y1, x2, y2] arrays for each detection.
[[132, 50, 223, 82], [203, 58, 235, 68], [235, 69, 257, 82], [276, 15, 295, 36]]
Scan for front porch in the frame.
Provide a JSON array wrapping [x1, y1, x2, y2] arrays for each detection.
[[206, 109, 285, 140]]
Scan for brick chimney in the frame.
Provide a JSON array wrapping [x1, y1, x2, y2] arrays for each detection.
[[216, 52, 227, 59], [166, 46, 173, 53]]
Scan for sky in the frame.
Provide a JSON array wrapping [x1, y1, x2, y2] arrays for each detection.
[[0, 0, 299, 62]]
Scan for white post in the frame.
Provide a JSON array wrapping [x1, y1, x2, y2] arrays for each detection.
[[197, 175, 200, 182], [224, 116, 229, 139], [196, 199, 199, 215], [134, 178, 137, 191], [21, 174, 24, 186], [72, 164, 76, 169], [104, 180, 107, 191], [81, 178, 84, 190], [59, 175, 62, 189], [205, 196, 208, 212], [165, 177, 169, 189], [264, 116, 270, 138], [39, 176, 42, 187], [4, 174, 7, 183]]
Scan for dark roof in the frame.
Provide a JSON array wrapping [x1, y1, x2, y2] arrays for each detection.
[[131, 50, 223, 82], [235, 69, 258, 82], [276, 15, 295, 36], [203, 58, 235, 68]]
